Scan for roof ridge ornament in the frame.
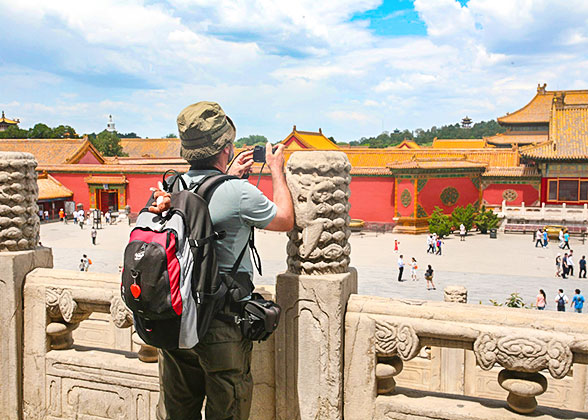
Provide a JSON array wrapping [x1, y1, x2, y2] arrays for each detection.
[[537, 83, 547, 94]]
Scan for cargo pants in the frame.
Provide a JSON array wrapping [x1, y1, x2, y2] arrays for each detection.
[[156, 315, 253, 420]]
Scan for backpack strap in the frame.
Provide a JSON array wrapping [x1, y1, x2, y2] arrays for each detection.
[[162, 169, 188, 193]]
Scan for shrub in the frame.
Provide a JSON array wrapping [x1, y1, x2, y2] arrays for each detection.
[[428, 207, 452, 237], [474, 205, 500, 234], [490, 292, 530, 308], [451, 204, 476, 232]]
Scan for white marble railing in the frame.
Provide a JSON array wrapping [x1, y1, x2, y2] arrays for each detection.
[[499, 201, 588, 223], [344, 295, 588, 419]]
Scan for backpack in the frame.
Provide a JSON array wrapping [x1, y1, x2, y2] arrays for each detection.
[[557, 294, 566, 311], [121, 171, 256, 349]]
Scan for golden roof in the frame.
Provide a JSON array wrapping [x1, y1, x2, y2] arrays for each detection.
[[121, 138, 181, 158], [482, 166, 540, 178], [387, 156, 486, 170], [84, 175, 128, 185], [520, 102, 588, 160], [485, 132, 548, 146], [395, 139, 421, 149], [37, 173, 73, 200], [498, 85, 588, 124], [432, 138, 488, 148], [0, 111, 19, 125], [281, 126, 339, 150], [0, 138, 104, 165]]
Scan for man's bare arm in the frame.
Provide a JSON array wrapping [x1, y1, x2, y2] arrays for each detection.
[[263, 142, 294, 232]]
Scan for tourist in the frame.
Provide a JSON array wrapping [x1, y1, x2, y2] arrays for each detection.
[[38, 209, 43, 222], [563, 229, 571, 250], [44, 209, 49, 222], [410, 257, 418, 281], [397, 254, 405, 282], [58, 208, 65, 222], [535, 229, 543, 248], [555, 289, 569, 312], [432, 233, 438, 253], [394, 239, 400, 253], [536, 289, 546, 310], [555, 254, 562, 277], [426, 234, 434, 253], [459, 223, 466, 241], [78, 212, 85, 229], [78, 259, 85, 271], [91, 227, 97, 245], [579, 255, 587, 278], [435, 237, 443, 255], [562, 253, 569, 279], [571, 289, 585, 313], [542, 229, 549, 248], [558, 228, 565, 249], [73, 210, 77, 224], [568, 250, 575, 276], [424, 265, 436, 290], [105, 211, 111, 224]]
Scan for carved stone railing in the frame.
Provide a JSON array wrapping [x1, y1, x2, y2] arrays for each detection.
[[499, 200, 588, 224], [345, 295, 588, 419]]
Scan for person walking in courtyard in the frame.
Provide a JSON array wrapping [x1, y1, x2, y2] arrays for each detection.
[[397, 255, 405, 282], [558, 228, 565, 249], [562, 229, 571, 250], [78, 212, 85, 229], [562, 253, 569, 279], [424, 265, 436, 290], [536, 289, 546, 310], [91, 227, 97, 245], [435, 237, 443, 255], [555, 254, 562, 277], [568, 250, 575, 276], [571, 289, 585, 313], [44, 209, 49, 221], [543, 229, 549, 248], [79, 258, 85, 271], [59, 208, 65, 223], [394, 239, 400, 253], [432, 233, 438, 253], [459, 223, 466, 241], [426, 234, 434, 253], [410, 257, 418, 281], [535, 229, 543, 248], [555, 289, 569, 312], [38, 209, 43, 222], [579, 255, 587, 278]]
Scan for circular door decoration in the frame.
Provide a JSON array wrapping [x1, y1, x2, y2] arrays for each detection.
[[502, 189, 518, 202], [440, 187, 459, 206], [400, 189, 412, 208]]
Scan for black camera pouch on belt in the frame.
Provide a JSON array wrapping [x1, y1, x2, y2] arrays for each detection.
[[238, 292, 281, 342]]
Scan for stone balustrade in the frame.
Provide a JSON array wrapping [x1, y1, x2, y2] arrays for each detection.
[[345, 295, 588, 419], [500, 200, 588, 224], [22, 268, 276, 420]]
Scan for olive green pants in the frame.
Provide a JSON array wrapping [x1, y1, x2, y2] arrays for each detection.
[[156, 317, 253, 420]]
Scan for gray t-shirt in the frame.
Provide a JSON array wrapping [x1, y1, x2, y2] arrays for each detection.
[[182, 169, 277, 275]]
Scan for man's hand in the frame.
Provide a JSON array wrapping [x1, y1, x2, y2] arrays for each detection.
[[266, 142, 285, 174], [148, 188, 171, 214], [227, 150, 254, 178]]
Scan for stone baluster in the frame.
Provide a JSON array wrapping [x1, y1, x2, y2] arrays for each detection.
[[46, 287, 90, 349], [276, 151, 357, 420], [132, 332, 158, 363], [376, 356, 403, 393], [0, 152, 53, 420], [498, 370, 548, 414]]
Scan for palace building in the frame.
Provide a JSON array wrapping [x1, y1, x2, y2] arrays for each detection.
[[0, 111, 20, 132], [0, 84, 586, 228]]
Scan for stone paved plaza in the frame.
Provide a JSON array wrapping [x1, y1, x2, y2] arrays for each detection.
[[40, 221, 588, 312]]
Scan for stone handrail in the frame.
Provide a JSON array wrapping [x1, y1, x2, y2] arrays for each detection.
[[344, 295, 588, 419], [499, 200, 588, 223]]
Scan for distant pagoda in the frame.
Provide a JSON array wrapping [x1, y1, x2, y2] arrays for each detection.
[[0, 111, 20, 132], [461, 116, 472, 129]]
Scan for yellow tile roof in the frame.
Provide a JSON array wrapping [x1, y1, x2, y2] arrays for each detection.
[[37, 173, 73, 200], [0, 138, 104, 165], [84, 175, 128, 185], [482, 166, 540, 178], [0, 111, 19, 125], [520, 103, 588, 160], [281, 127, 339, 150], [395, 140, 421, 149], [485, 132, 548, 145], [121, 138, 181, 158], [388, 156, 486, 170], [432, 138, 489, 148]]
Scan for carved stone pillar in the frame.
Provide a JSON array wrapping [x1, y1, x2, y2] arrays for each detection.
[[440, 285, 468, 393], [0, 152, 53, 420], [275, 151, 357, 420], [444, 285, 468, 303]]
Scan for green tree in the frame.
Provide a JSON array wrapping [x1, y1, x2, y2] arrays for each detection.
[[428, 207, 452, 237], [29, 123, 53, 138], [118, 132, 141, 138], [451, 204, 476, 232], [91, 130, 127, 156], [474, 205, 500, 234], [235, 134, 268, 147], [52, 125, 79, 138], [0, 125, 28, 139], [164, 133, 178, 138]]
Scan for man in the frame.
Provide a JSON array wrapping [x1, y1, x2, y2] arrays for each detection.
[[81, 254, 90, 272], [555, 289, 569, 312], [542, 229, 549, 248], [563, 229, 571, 250], [579, 255, 587, 278], [426, 235, 434, 254], [535, 229, 543, 248], [571, 289, 585, 313], [562, 253, 569, 279], [91, 227, 97, 245], [152, 101, 293, 420], [568, 250, 575, 276], [397, 254, 405, 282]]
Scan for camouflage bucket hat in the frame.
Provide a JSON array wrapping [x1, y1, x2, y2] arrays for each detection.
[[177, 101, 236, 161]]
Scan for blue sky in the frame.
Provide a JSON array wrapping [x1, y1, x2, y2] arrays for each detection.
[[1, 0, 588, 142]]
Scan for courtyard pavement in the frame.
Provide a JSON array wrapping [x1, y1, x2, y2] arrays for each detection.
[[40, 221, 588, 312]]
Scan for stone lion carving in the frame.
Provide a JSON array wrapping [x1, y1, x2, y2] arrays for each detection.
[[0, 152, 39, 251], [286, 151, 352, 275], [375, 320, 420, 361], [473, 332, 573, 379]]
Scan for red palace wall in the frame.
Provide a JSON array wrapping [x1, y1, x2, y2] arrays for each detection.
[[418, 177, 479, 216], [483, 183, 539, 206], [396, 179, 415, 218], [51, 173, 92, 209]]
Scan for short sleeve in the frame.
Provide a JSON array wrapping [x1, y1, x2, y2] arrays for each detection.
[[239, 181, 277, 229]]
